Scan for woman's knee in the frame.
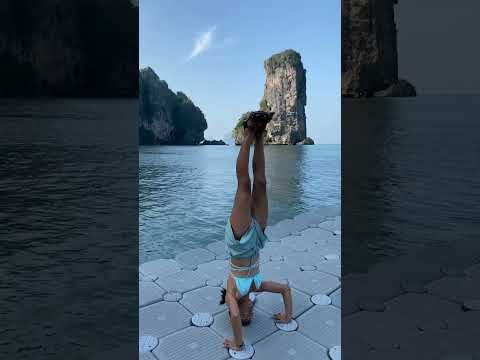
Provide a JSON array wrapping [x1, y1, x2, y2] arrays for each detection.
[[254, 176, 267, 189], [237, 177, 251, 193]]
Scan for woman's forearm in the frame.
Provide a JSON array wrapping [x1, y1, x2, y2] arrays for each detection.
[[282, 286, 293, 318], [227, 294, 244, 346]]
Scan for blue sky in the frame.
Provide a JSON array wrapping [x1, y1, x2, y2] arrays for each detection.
[[140, 0, 340, 144]]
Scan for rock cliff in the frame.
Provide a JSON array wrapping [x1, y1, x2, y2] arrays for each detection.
[[139, 67, 207, 145], [342, 0, 415, 97], [260, 50, 307, 144], [0, 0, 138, 97], [233, 50, 307, 145]]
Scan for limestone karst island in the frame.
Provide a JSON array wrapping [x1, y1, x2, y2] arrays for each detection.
[[139, 49, 314, 146], [342, 0, 416, 97]]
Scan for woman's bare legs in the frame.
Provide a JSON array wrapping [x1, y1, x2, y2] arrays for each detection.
[[252, 131, 268, 229], [230, 128, 255, 239]]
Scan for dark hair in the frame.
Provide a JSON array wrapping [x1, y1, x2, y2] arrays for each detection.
[[219, 288, 226, 304]]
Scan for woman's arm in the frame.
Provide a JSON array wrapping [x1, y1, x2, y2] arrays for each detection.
[[259, 280, 293, 322], [224, 292, 244, 349]]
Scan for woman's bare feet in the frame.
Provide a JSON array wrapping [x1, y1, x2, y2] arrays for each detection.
[[223, 338, 243, 350], [243, 111, 274, 135], [272, 312, 292, 323]]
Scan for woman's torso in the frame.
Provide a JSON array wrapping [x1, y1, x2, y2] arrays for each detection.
[[230, 253, 260, 278]]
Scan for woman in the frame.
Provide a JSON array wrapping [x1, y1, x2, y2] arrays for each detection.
[[221, 111, 293, 351]]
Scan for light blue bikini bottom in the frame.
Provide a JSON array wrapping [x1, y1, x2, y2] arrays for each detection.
[[234, 273, 263, 297]]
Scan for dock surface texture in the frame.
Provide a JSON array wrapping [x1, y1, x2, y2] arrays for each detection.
[[342, 236, 480, 359], [139, 206, 341, 360]]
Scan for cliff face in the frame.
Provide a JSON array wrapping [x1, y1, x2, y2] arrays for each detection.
[[139, 67, 207, 145], [259, 49, 307, 144], [0, 0, 138, 97], [342, 0, 399, 97]]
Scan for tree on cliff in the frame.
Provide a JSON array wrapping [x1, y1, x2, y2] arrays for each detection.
[[139, 67, 207, 145]]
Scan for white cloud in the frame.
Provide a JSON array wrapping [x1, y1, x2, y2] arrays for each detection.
[[187, 26, 217, 61]]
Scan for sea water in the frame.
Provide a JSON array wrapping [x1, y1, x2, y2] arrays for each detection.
[[140, 144, 340, 263]]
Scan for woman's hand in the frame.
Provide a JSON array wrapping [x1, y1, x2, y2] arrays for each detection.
[[272, 312, 292, 323]]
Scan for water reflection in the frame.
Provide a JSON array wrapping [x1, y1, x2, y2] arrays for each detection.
[[343, 96, 480, 274]]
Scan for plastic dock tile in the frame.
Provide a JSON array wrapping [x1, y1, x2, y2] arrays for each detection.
[[196, 260, 230, 284], [211, 307, 277, 345], [140, 281, 166, 308], [281, 230, 332, 252], [288, 270, 340, 296], [140, 301, 192, 339], [253, 331, 329, 360], [207, 241, 229, 256], [156, 270, 208, 293], [261, 261, 302, 283], [300, 265, 316, 271], [139, 207, 342, 359], [153, 327, 228, 360], [342, 311, 418, 350], [291, 213, 323, 231], [311, 294, 332, 306], [315, 259, 341, 277], [191, 312, 214, 327], [260, 242, 299, 259], [427, 276, 480, 303], [283, 251, 325, 268], [140, 352, 157, 360], [180, 286, 227, 315], [139, 335, 159, 353], [330, 288, 341, 308], [255, 287, 314, 318], [264, 219, 294, 240], [175, 248, 216, 268], [164, 292, 182, 302], [297, 305, 340, 348], [317, 216, 341, 233], [385, 293, 462, 322], [140, 259, 183, 279], [328, 345, 341, 360], [465, 262, 480, 277], [275, 319, 298, 332]]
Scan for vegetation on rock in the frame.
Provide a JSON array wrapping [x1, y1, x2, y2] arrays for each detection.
[[139, 67, 207, 145], [265, 49, 302, 70]]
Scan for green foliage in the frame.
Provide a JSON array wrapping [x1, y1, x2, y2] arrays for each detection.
[[232, 112, 252, 144], [265, 49, 302, 70], [172, 91, 208, 141], [259, 98, 270, 111]]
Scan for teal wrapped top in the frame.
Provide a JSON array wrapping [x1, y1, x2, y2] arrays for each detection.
[[225, 216, 268, 259]]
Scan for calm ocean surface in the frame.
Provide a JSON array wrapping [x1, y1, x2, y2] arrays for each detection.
[[140, 145, 340, 264], [343, 95, 480, 274], [0, 99, 138, 358]]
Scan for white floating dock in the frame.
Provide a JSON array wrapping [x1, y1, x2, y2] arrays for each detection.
[[139, 207, 341, 359]]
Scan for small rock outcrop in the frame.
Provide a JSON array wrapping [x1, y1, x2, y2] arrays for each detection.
[[139, 67, 207, 145], [374, 79, 416, 97], [297, 137, 315, 145], [199, 139, 227, 145], [342, 0, 415, 97]]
